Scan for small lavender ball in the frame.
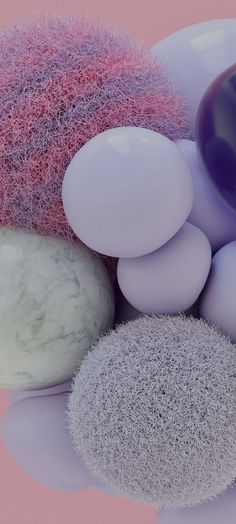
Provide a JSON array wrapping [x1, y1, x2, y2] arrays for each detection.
[[68, 315, 236, 509]]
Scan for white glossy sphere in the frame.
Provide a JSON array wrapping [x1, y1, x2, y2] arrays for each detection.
[[62, 127, 193, 258], [200, 241, 236, 342], [152, 19, 236, 128], [0, 228, 114, 390], [117, 223, 211, 314]]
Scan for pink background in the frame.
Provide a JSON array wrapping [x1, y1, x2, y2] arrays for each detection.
[[0, 1, 236, 523]]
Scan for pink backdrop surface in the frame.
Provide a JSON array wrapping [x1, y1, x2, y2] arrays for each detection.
[[0, 1, 236, 523]]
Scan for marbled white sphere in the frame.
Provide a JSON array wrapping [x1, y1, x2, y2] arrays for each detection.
[[0, 228, 114, 390]]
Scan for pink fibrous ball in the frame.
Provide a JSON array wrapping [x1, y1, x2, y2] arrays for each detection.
[[0, 16, 191, 245]]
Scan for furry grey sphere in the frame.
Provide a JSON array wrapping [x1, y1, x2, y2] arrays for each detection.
[[67, 315, 236, 509]]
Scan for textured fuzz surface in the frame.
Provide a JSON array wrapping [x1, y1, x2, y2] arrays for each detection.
[[68, 315, 236, 509], [0, 16, 191, 241]]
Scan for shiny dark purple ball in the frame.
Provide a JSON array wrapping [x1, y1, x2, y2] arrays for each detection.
[[195, 64, 236, 209]]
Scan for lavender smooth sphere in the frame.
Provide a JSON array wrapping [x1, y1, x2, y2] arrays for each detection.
[[152, 19, 236, 130], [176, 139, 236, 252], [200, 241, 236, 342], [62, 127, 193, 258], [117, 223, 211, 314], [1, 393, 94, 492]]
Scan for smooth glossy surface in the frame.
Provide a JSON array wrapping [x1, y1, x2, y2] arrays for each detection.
[[176, 139, 236, 252], [200, 241, 236, 342], [158, 485, 236, 524], [62, 127, 193, 258], [117, 223, 211, 314], [196, 64, 236, 209], [152, 19, 236, 130], [0, 228, 114, 390], [0, 393, 94, 492]]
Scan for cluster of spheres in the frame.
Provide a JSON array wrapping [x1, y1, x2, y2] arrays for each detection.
[[1, 15, 236, 524]]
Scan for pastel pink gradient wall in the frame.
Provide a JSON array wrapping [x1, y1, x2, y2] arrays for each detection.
[[0, 0, 236, 45], [0, 1, 235, 523]]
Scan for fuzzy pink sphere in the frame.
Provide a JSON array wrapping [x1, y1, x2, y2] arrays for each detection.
[[0, 16, 191, 244]]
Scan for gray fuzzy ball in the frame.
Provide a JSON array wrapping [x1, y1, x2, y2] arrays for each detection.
[[67, 315, 236, 509]]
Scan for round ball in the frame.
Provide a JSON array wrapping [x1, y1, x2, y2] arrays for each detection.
[[0, 16, 190, 242], [151, 19, 236, 131], [200, 241, 236, 342], [68, 315, 236, 508], [1, 393, 94, 492], [62, 127, 193, 258], [195, 64, 236, 210], [0, 228, 114, 390], [117, 223, 211, 314], [158, 485, 236, 524], [176, 140, 236, 252]]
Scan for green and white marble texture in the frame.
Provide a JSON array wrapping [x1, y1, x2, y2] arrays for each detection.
[[0, 228, 114, 390]]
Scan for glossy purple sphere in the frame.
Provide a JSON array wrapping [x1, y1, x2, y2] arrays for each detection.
[[196, 64, 236, 209]]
